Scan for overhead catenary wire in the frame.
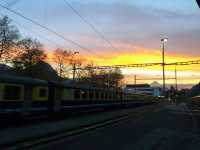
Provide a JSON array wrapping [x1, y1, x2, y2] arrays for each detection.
[[0, 0, 63, 49], [5, 0, 21, 8], [63, 0, 118, 52], [0, 2, 101, 57], [0, 13, 66, 49], [77, 59, 200, 70]]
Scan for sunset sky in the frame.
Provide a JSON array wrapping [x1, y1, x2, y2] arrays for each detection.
[[0, 0, 200, 86]]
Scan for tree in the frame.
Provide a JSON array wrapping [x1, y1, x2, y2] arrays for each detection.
[[77, 63, 124, 89], [0, 16, 20, 62], [13, 38, 46, 75], [107, 68, 124, 88], [189, 82, 200, 97], [76, 62, 98, 84], [53, 49, 85, 79], [53, 49, 73, 78]]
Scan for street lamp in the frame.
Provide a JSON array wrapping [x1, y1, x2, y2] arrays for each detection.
[[161, 38, 168, 96], [72, 51, 79, 81]]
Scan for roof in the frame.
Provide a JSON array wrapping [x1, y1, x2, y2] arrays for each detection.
[[0, 74, 122, 92], [57, 81, 121, 92], [150, 81, 161, 88], [0, 74, 48, 86]]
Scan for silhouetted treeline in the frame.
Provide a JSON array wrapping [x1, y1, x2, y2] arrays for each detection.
[[0, 16, 124, 89], [189, 83, 200, 97]]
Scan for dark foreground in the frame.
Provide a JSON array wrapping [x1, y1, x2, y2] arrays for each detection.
[[34, 102, 200, 150]]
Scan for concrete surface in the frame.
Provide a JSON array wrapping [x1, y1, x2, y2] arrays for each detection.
[[33, 102, 200, 150], [0, 105, 154, 146]]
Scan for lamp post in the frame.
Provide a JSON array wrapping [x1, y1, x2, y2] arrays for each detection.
[[161, 38, 168, 96], [72, 51, 79, 81]]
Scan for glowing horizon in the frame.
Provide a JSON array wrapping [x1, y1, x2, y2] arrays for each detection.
[[46, 47, 200, 86], [1, 0, 200, 86]]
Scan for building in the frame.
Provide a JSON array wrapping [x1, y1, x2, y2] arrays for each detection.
[[124, 82, 161, 97]]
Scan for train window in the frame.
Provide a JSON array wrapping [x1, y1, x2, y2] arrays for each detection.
[[39, 88, 47, 98], [100, 92, 104, 99], [95, 91, 99, 100], [32, 87, 48, 101], [74, 89, 80, 100], [81, 90, 87, 100], [109, 93, 112, 99], [105, 93, 108, 99], [62, 89, 74, 100], [113, 93, 116, 100], [89, 91, 93, 99], [119, 93, 122, 99], [3, 85, 22, 100]]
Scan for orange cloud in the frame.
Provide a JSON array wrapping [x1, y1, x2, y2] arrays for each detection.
[[45, 46, 200, 85]]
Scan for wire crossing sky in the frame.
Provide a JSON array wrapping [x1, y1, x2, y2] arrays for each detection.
[[0, 0, 200, 85], [0, 0, 199, 55]]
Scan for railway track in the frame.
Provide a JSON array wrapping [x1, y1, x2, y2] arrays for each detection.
[[0, 103, 158, 150], [0, 102, 155, 129]]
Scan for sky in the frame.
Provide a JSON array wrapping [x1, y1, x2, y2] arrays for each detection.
[[0, 0, 200, 86]]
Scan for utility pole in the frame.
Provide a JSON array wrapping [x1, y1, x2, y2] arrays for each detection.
[[175, 65, 178, 91], [72, 63, 76, 81], [161, 38, 168, 96], [72, 51, 79, 81], [134, 75, 137, 93], [107, 73, 110, 88]]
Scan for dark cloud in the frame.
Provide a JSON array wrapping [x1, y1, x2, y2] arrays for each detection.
[[18, 1, 200, 56]]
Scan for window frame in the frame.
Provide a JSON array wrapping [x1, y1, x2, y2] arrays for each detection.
[[32, 86, 48, 101], [0, 83, 24, 101], [80, 90, 88, 100], [61, 88, 74, 101]]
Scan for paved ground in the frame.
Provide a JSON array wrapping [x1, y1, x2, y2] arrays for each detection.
[[0, 106, 147, 146], [34, 102, 200, 150]]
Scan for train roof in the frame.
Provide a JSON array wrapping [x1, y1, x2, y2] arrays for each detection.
[[0, 74, 48, 86], [0, 75, 123, 91], [57, 81, 122, 92]]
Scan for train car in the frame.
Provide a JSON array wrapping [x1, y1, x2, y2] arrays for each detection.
[[54, 82, 124, 111], [191, 95, 200, 106], [0, 75, 48, 116], [0, 74, 159, 117]]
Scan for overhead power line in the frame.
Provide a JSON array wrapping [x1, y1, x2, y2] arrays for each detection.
[[1, 0, 64, 49], [136, 78, 176, 81], [0, 2, 97, 55], [63, 0, 118, 51], [77, 59, 200, 70], [0, 12, 63, 49], [166, 60, 200, 66], [78, 62, 161, 70], [6, 0, 20, 7]]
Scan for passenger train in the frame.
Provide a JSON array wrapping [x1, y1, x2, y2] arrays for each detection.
[[0, 75, 159, 117], [191, 96, 200, 106]]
